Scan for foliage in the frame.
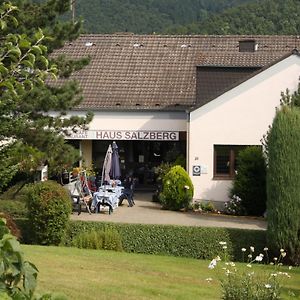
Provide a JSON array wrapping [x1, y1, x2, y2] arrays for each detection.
[[209, 243, 292, 300], [66, 0, 251, 34], [25, 180, 72, 245], [0, 233, 39, 299], [159, 165, 194, 210], [200, 201, 215, 212], [0, 200, 27, 219], [58, 220, 267, 261], [224, 195, 246, 216], [0, 213, 21, 240], [0, 218, 63, 300], [72, 227, 123, 251], [0, 1, 92, 190], [230, 146, 267, 216], [166, 0, 300, 35], [266, 105, 300, 265], [0, 217, 9, 239]]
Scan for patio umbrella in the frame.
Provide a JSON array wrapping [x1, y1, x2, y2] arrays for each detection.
[[101, 144, 112, 186], [110, 141, 121, 180]]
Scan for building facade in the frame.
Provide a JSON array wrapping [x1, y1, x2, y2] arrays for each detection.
[[54, 34, 300, 202]]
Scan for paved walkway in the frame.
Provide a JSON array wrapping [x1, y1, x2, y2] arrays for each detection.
[[71, 192, 267, 230]]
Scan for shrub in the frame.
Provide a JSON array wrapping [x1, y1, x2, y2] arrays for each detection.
[[209, 244, 291, 300], [267, 106, 300, 265], [25, 180, 72, 245], [230, 146, 266, 216], [159, 165, 194, 210], [0, 199, 27, 219], [0, 217, 9, 239], [200, 201, 215, 212], [60, 221, 266, 262], [0, 213, 21, 239], [72, 227, 123, 251], [224, 195, 246, 216]]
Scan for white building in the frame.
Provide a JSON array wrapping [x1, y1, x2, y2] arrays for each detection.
[[54, 35, 300, 204]]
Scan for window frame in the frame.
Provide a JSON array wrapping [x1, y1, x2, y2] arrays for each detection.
[[213, 145, 248, 180]]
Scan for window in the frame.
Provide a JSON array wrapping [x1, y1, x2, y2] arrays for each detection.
[[213, 145, 248, 179]]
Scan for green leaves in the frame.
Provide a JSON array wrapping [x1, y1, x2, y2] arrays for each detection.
[[0, 233, 39, 299]]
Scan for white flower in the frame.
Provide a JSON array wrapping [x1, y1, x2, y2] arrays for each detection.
[[248, 254, 252, 258], [281, 252, 287, 258], [250, 246, 255, 252], [219, 241, 227, 245], [206, 277, 213, 282], [246, 264, 252, 268], [241, 248, 246, 252], [255, 255, 263, 262], [274, 257, 278, 261], [271, 273, 277, 277], [280, 249, 285, 253], [259, 253, 264, 258], [208, 259, 217, 269], [265, 284, 272, 289], [289, 266, 293, 270], [216, 256, 221, 261], [223, 246, 227, 250], [264, 247, 269, 251], [184, 185, 190, 190]]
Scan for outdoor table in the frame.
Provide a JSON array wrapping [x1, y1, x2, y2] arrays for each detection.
[[91, 185, 123, 213]]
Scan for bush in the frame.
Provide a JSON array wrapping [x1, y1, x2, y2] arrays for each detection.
[[72, 227, 123, 251], [200, 201, 215, 212], [60, 221, 266, 262], [0, 213, 21, 239], [267, 106, 300, 265], [0, 199, 27, 219], [210, 244, 290, 300], [224, 195, 246, 216], [159, 165, 194, 210], [25, 180, 72, 245], [230, 146, 266, 216]]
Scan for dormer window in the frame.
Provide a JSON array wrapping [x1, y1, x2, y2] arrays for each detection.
[[239, 40, 258, 52]]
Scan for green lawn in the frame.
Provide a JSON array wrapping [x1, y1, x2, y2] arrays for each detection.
[[22, 245, 300, 300]]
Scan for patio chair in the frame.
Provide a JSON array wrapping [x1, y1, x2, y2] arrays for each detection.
[[118, 177, 135, 207], [64, 175, 92, 215]]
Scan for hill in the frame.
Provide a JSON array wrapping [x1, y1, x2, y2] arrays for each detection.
[[67, 0, 252, 34], [165, 0, 300, 35]]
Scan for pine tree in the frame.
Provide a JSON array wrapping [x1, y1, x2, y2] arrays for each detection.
[[266, 105, 300, 264], [0, 1, 92, 191]]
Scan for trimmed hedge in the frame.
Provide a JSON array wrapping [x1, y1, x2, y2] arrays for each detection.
[[57, 221, 267, 261]]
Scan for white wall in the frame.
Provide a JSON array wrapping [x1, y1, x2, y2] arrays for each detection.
[[189, 55, 300, 203], [64, 111, 187, 132]]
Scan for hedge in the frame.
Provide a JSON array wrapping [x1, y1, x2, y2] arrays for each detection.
[[16, 219, 266, 261], [58, 221, 265, 261]]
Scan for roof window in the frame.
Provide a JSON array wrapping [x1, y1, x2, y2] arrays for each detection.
[[181, 44, 192, 48], [85, 42, 95, 47], [133, 43, 143, 48], [239, 40, 258, 52]]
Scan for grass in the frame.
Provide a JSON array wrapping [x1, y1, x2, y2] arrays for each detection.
[[22, 245, 300, 300]]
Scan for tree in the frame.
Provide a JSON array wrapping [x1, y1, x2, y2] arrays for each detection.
[[230, 146, 266, 216], [0, 1, 92, 191], [266, 105, 300, 264]]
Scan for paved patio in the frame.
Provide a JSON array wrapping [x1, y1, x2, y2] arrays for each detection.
[[71, 192, 267, 230]]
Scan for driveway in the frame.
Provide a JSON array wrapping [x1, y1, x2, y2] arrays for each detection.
[[71, 192, 267, 230]]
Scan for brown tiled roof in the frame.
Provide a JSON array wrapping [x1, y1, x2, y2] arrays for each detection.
[[52, 34, 300, 111]]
